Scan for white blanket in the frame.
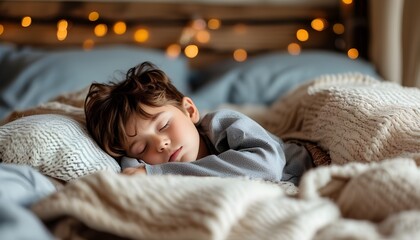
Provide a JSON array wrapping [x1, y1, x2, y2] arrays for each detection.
[[32, 158, 420, 240], [263, 72, 420, 165], [30, 73, 420, 239]]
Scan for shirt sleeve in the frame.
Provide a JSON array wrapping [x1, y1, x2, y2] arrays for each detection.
[[144, 110, 286, 182]]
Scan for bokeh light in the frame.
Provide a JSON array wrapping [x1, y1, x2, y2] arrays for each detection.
[[296, 29, 309, 42], [134, 28, 149, 42], [233, 49, 247, 62], [347, 48, 359, 59], [21, 16, 31, 27], [184, 44, 199, 58], [94, 24, 107, 37], [113, 21, 127, 35], [287, 43, 301, 55]]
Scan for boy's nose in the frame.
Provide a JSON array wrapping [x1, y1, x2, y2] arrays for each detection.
[[155, 136, 169, 152]]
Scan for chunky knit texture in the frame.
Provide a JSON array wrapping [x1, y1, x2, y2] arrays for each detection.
[[263, 72, 420, 165], [0, 114, 120, 181], [32, 158, 420, 240]]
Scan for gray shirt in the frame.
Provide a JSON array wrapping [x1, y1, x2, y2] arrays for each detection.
[[143, 109, 313, 184]]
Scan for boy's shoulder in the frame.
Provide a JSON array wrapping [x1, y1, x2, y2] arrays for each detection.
[[203, 108, 248, 120]]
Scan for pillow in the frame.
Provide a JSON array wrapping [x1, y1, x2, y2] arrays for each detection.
[[0, 44, 189, 120], [0, 114, 121, 181], [191, 50, 382, 111]]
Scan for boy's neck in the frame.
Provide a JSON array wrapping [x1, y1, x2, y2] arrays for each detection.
[[197, 135, 210, 159]]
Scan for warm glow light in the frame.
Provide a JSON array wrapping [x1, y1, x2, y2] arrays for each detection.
[[21, 16, 31, 27], [179, 27, 195, 45], [0, 25, 4, 35], [311, 18, 326, 31], [134, 28, 149, 42], [192, 19, 206, 30], [113, 21, 126, 35], [287, 43, 301, 55], [333, 23, 345, 35], [94, 24, 107, 37], [57, 19, 68, 30], [347, 48, 359, 59], [166, 44, 181, 58], [233, 49, 247, 62], [83, 39, 95, 50], [342, 0, 353, 5], [184, 44, 199, 58], [89, 12, 99, 21], [208, 19, 221, 30], [296, 29, 309, 42], [195, 30, 210, 43], [57, 30, 67, 41]]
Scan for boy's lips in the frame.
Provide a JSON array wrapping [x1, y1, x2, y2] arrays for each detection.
[[169, 147, 182, 162]]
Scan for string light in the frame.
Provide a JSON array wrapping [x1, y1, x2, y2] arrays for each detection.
[[88, 12, 99, 21], [195, 30, 210, 44], [208, 19, 221, 30], [287, 43, 301, 55], [0, 11, 352, 62], [347, 48, 359, 59], [192, 19, 206, 30], [233, 49, 247, 62], [134, 28, 149, 43], [184, 44, 199, 58], [21, 16, 31, 27], [296, 29, 309, 42], [94, 23, 107, 37], [166, 44, 181, 58], [113, 21, 126, 35], [342, 0, 353, 5], [333, 23, 345, 35], [311, 18, 327, 31]]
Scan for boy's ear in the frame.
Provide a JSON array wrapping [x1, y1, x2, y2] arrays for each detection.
[[182, 97, 200, 123]]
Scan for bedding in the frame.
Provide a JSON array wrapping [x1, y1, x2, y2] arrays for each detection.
[[0, 113, 120, 181], [1, 72, 420, 239], [262, 72, 420, 164], [30, 158, 420, 240], [1, 0, 419, 239], [0, 163, 56, 240]]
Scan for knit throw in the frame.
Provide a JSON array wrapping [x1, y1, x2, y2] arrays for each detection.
[[263, 72, 420, 165]]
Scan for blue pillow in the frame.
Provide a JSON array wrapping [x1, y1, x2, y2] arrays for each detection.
[[191, 50, 382, 111], [0, 44, 189, 120]]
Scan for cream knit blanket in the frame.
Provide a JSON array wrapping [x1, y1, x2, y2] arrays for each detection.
[[263, 72, 420, 165], [30, 73, 420, 239], [32, 158, 420, 240]]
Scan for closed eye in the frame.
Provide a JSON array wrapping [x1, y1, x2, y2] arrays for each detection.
[[138, 145, 147, 156], [160, 121, 170, 131]]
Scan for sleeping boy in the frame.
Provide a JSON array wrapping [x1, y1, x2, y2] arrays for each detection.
[[84, 61, 314, 185]]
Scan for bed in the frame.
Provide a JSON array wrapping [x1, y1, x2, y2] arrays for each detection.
[[1, 0, 420, 239]]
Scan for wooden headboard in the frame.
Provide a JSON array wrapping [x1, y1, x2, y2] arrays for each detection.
[[0, 0, 367, 68]]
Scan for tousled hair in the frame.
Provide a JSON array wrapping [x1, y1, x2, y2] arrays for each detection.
[[84, 62, 185, 158]]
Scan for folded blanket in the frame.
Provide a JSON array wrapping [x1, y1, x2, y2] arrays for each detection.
[[31, 158, 420, 240]]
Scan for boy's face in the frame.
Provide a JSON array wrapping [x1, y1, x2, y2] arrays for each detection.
[[123, 97, 202, 165]]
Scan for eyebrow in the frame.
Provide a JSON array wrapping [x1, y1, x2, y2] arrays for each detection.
[[127, 111, 166, 153]]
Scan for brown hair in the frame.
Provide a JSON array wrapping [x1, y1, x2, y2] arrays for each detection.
[[84, 62, 185, 158]]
